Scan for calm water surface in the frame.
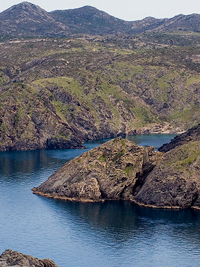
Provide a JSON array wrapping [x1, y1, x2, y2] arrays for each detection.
[[1, 134, 200, 267]]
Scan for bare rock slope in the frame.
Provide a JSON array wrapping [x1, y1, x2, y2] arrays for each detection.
[[135, 140, 200, 209], [33, 137, 162, 202], [0, 249, 58, 267], [159, 123, 200, 152]]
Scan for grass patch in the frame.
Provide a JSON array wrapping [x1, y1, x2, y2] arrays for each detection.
[[124, 164, 134, 175], [99, 155, 107, 162]]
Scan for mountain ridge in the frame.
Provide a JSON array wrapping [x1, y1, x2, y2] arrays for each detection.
[[0, 2, 200, 37]]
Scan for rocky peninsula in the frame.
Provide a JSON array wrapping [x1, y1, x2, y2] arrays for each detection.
[[0, 249, 58, 267], [33, 123, 200, 209], [33, 137, 162, 202]]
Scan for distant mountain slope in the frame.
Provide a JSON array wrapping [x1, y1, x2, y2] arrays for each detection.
[[0, 2, 200, 37], [149, 14, 200, 33], [0, 2, 69, 37], [51, 6, 130, 35]]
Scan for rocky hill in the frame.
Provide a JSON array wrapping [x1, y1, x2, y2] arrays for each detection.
[[0, 2, 69, 38], [0, 2, 200, 37], [135, 139, 200, 209], [0, 249, 58, 267], [33, 133, 200, 210], [51, 6, 130, 35], [159, 123, 200, 152], [32, 137, 163, 202]]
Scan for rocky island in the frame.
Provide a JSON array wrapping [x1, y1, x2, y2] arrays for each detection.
[[0, 249, 58, 267], [33, 123, 200, 209]]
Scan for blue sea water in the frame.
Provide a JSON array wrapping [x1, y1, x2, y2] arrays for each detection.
[[1, 134, 200, 267]]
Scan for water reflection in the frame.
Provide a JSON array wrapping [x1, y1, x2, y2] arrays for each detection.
[[39, 196, 200, 247]]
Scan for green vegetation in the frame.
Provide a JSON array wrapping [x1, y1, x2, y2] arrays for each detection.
[[164, 141, 200, 170], [98, 154, 107, 162], [1, 33, 200, 150], [124, 164, 134, 176], [113, 150, 125, 162]]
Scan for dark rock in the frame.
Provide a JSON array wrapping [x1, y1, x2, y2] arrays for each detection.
[[0, 249, 58, 267], [135, 141, 200, 209], [159, 123, 200, 152]]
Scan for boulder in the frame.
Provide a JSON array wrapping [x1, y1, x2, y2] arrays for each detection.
[[0, 249, 58, 267]]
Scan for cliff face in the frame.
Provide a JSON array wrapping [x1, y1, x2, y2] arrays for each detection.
[[159, 123, 200, 152], [0, 249, 58, 267], [33, 138, 163, 202], [135, 141, 200, 209]]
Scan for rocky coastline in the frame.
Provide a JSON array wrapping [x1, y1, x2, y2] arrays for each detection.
[[33, 123, 200, 210]]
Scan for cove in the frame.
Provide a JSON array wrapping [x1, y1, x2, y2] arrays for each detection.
[[1, 134, 200, 267]]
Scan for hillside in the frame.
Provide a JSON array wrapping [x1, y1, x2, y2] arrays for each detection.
[[0, 2, 69, 38], [0, 2, 200, 150], [0, 36, 200, 150], [51, 6, 129, 35]]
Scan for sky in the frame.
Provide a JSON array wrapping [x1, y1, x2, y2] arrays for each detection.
[[1, 0, 200, 21]]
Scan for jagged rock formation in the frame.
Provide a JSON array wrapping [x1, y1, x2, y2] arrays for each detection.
[[159, 123, 200, 152], [0, 249, 58, 267], [135, 140, 200, 209], [32, 138, 162, 202], [131, 123, 200, 209], [134, 125, 200, 209]]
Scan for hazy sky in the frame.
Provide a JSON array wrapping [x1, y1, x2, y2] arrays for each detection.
[[1, 0, 200, 21]]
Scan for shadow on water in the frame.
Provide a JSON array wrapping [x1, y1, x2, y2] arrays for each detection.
[[39, 196, 200, 246]]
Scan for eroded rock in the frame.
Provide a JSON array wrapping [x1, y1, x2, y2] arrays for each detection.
[[0, 249, 58, 267], [135, 141, 200, 209], [159, 123, 200, 152], [32, 137, 162, 202]]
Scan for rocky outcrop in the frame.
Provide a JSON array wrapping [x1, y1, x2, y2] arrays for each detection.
[[159, 123, 200, 152], [33, 133, 200, 209], [135, 141, 200, 209], [32, 137, 162, 202], [0, 249, 58, 267]]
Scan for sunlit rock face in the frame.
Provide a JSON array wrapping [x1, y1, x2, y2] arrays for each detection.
[[33, 137, 162, 202]]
